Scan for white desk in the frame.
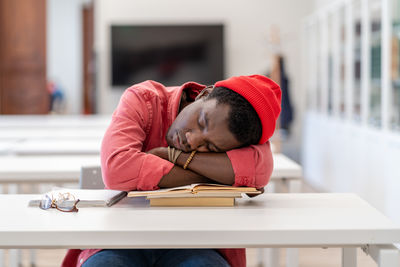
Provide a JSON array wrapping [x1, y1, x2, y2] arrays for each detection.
[[268, 155, 304, 267], [271, 153, 303, 193], [0, 115, 110, 128], [0, 155, 100, 266], [10, 139, 101, 155], [268, 153, 304, 267], [272, 153, 303, 179], [0, 193, 399, 266], [0, 153, 300, 183], [0, 128, 106, 140], [0, 155, 100, 184], [0, 141, 17, 155], [0, 153, 301, 190]]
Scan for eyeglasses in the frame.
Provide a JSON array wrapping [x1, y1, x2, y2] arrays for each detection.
[[39, 192, 80, 212]]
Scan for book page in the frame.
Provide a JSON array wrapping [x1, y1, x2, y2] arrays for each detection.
[[128, 183, 260, 197], [127, 184, 199, 197], [191, 184, 259, 193]]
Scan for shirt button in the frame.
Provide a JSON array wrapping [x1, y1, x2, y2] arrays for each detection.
[[80, 258, 83, 264]]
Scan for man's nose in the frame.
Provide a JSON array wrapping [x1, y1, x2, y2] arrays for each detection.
[[185, 131, 206, 151]]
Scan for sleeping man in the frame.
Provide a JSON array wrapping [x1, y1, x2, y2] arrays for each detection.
[[62, 74, 281, 267]]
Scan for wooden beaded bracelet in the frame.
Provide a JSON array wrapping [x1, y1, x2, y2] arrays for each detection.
[[183, 150, 197, 170]]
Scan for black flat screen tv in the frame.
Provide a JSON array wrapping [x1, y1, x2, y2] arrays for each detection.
[[111, 24, 224, 88]]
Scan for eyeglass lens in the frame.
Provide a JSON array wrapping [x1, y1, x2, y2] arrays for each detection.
[[39, 193, 79, 212], [39, 194, 52, 210]]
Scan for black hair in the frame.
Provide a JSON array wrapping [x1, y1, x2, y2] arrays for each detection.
[[207, 86, 262, 146]]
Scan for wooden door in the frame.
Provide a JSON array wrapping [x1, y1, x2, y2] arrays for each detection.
[[0, 0, 49, 114], [82, 2, 95, 114]]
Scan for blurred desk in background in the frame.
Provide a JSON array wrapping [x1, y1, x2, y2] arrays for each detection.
[[10, 139, 101, 156], [0, 128, 106, 141], [271, 153, 303, 193], [0, 155, 100, 189], [0, 115, 110, 129], [0, 140, 20, 155], [264, 153, 303, 267], [0, 115, 107, 155]]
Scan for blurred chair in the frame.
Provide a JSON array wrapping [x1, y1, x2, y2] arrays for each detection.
[[80, 166, 105, 189]]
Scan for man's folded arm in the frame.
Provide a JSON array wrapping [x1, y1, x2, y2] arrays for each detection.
[[170, 142, 274, 188]]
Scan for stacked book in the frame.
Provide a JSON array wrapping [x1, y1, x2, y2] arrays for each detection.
[[128, 183, 261, 207]]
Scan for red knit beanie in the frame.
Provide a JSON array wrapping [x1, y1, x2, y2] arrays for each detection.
[[214, 75, 281, 144]]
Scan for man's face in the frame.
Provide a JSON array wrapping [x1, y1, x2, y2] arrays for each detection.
[[166, 98, 242, 153]]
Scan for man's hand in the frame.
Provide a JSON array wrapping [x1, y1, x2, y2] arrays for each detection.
[[146, 147, 168, 160]]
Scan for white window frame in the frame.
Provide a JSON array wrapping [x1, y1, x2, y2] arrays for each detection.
[[381, 0, 392, 131], [304, 0, 395, 134], [361, 0, 371, 126]]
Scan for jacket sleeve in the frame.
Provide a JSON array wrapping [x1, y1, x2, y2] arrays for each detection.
[[226, 142, 273, 189], [100, 89, 174, 191]]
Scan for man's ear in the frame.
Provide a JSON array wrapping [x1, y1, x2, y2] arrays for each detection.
[[195, 85, 214, 101]]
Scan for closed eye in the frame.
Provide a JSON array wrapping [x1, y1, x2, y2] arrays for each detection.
[[207, 144, 216, 152], [197, 112, 206, 130], [207, 143, 221, 153], [197, 118, 204, 130]]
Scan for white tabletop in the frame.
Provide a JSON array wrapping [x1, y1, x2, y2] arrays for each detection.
[[0, 128, 106, 140], [0, 155, 100, 183], [0, 115, 110, 128], [271, 153, 303, 179], [0, 140, 20, 155], [0, 193, 399, 249], [10, 139, 101, 155]]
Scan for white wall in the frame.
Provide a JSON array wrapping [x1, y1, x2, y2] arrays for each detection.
[[302, 0, 400, 226], [313, 0, 333, 9], [47, 0, 85, 114], [94, 0, 314, 116], [302, 112, 400, 224]]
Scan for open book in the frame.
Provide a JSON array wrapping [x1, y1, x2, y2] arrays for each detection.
[[29, 188, 127, 207], [128, 184, 261, 206], [128, 183, 261, 198]]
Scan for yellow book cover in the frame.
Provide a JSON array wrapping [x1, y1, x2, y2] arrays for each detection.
[[149, 197, 235, 207], [146, 191, 243, 199]]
